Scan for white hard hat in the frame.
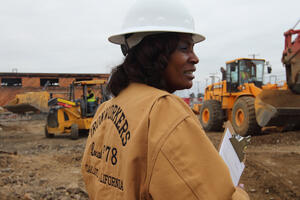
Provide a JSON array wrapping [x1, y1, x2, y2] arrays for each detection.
[[108, 0, 205, 49]]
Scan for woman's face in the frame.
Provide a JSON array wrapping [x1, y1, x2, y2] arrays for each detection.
[[163, 34, 199, 93]]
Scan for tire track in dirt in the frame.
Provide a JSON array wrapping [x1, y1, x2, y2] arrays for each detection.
[[244, 156, 299, 200]]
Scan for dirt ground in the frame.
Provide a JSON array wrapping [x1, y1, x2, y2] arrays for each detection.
[[0, 117, 299, 200]]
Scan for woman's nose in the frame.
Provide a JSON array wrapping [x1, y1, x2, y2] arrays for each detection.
[[189, 51, 199, 64]]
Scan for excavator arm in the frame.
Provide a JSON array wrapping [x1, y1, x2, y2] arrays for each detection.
[[282, 27, 300, 94]]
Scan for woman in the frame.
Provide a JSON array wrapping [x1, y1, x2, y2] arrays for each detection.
[[81, 0, 249, 199]]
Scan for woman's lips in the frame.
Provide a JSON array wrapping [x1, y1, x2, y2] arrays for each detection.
[[184, 70, 195, 79]]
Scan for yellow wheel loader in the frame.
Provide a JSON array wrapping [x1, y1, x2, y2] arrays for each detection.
[[199, 58, 300, 136], [45, 80, 108, 139]]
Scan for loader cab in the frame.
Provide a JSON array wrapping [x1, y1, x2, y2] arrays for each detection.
[[71, 80, 104, 118], [225, 58, 265, 92]]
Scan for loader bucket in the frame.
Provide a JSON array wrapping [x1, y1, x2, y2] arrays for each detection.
[[4, 91, 50, 113], [255, 89, 300, 127]]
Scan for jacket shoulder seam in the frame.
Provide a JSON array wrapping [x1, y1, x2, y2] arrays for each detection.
[[145, 116, 191, 196], [161, 150, 199, 199]]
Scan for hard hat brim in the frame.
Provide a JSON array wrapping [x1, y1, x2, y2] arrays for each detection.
[[108, 26, 205, 46]]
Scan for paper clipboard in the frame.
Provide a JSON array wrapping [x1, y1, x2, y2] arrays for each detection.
[[218, 121, 251, 186]]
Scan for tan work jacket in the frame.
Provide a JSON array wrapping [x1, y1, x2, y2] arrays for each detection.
[[81, 83, 249, 200]]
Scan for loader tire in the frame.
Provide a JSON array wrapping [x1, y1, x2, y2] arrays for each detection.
[[199, 100, 224, 131], [232, 96, 261, 136], [70, 124, 79, 140], [45, 125, 54, 138]]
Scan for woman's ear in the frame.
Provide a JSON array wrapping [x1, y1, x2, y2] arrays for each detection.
[[121, 44, 129, 56]]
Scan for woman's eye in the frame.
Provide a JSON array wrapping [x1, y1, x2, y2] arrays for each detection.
[[178, 45, 188, 51]]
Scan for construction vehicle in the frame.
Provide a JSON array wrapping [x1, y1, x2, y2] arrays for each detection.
[[45, 79, 108, 139], [199, 56, 300, 136], [199, 22, 300, 136], [4, 81, 53, 114], [255, 22, 300, 129], [4, 91, 50, 114], [191, 94, 204, 114], [3, 80, 71, 114], [282, 23, 300, 94]]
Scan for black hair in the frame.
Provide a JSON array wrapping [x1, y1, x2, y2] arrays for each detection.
[[106, 32, 180, 97]]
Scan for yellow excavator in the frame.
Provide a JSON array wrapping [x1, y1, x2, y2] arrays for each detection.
[[45, 79, 108, 139]]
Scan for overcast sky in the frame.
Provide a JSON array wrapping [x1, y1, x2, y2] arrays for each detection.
[[0, 0, 299, 95]]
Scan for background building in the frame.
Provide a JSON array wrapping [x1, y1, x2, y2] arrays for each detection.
[[0, 72, 109, 107]]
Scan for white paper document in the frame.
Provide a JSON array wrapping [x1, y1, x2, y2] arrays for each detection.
[[219, 128, 245, 186]]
